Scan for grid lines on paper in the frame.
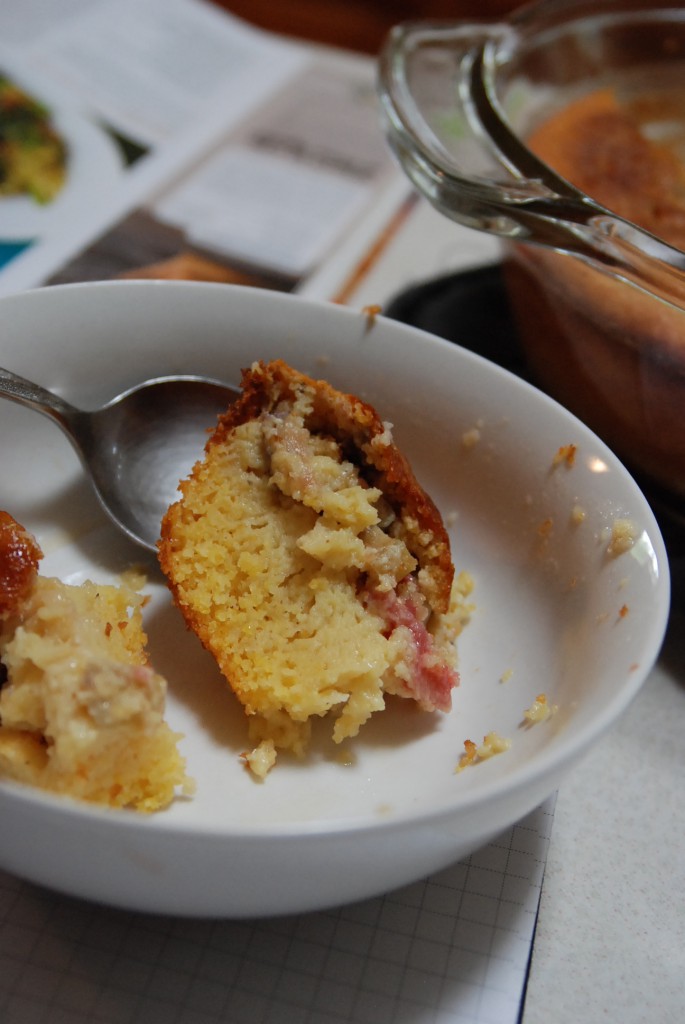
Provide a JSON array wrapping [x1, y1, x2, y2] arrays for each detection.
[[0, 800, 555, 1024]]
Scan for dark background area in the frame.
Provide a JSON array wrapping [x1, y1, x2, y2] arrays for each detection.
[[212, 0, 522, 55]]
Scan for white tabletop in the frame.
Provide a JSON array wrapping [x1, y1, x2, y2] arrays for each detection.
[[524, 576, 685, 1023]]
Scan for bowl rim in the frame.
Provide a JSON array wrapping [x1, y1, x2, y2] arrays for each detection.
[[0, 278, 672, 843]]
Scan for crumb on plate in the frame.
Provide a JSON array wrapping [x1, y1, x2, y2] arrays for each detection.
[[522, 692, 557, 725], [362, 303, 382, 326], [570, 503, 586, 526], [606, 518, 638, 557], [537, 518, 553, 538], [553, 444, 577, 468], [456, 731, 511, 772], [461, 427, 481, 449]]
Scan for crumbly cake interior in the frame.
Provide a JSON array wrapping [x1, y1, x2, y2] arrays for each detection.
[[0, 512, 192, 811], [160, 360, 471, 777]]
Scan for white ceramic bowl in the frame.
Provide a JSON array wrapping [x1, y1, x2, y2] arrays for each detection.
[[0, 281, 670, 917]]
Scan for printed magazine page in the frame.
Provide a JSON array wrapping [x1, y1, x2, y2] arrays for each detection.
[[0, 0, 404, 298]]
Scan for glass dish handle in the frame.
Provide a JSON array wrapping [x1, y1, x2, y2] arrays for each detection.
[[378, 19, 685, 298]]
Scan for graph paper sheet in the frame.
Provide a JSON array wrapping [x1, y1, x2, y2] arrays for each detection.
[[0, 797, 554, 1024]]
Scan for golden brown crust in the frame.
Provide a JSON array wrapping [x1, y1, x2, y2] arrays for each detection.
[[528, 88, 685, 252], [206, 359, 454, 613], [0, 511, 42, 616]]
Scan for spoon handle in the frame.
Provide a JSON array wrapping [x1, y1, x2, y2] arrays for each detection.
[[0, 366, 80, 429]]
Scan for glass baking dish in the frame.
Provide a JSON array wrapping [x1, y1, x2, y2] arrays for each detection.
[[379, 0, 685, 511]]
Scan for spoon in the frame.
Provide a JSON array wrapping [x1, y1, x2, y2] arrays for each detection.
[[0, 366, 238, 552]]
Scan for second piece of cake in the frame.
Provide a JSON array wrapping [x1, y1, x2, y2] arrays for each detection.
[[159, 359, 469, 777], [0, 511, 192, 811]]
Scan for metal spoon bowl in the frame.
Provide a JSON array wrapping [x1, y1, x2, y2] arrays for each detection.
[[0, 367, 238, 552]]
